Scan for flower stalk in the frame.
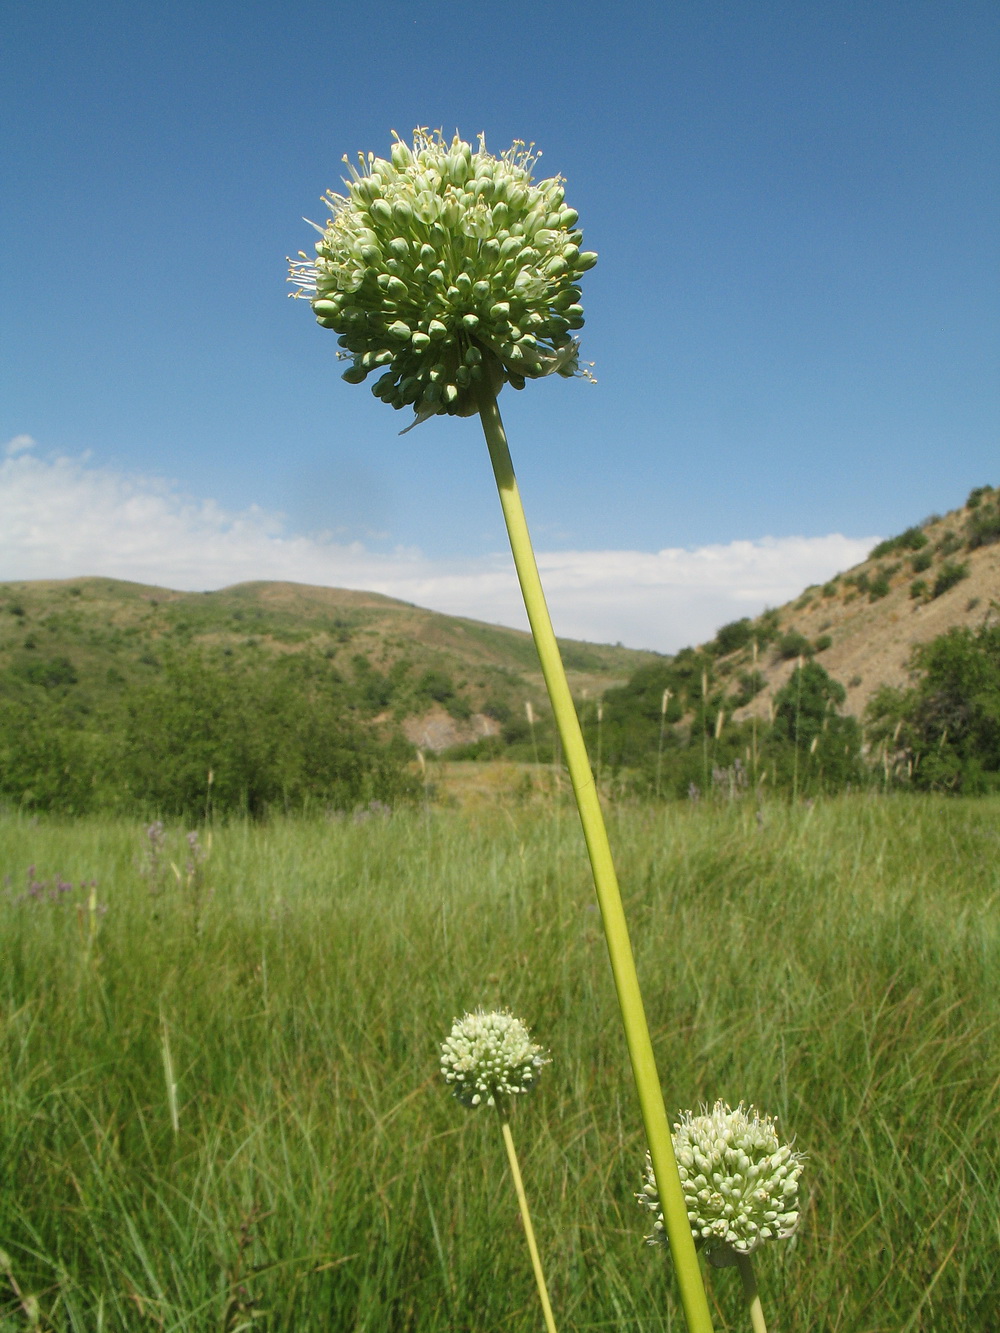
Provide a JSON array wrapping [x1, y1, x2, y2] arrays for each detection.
[[496, 1100, 558, 1333], [294, 129, 716, 1331], [737, 1254, 768, 1333], [441, 1010, 556, 1329], [477, 383, 714, 1333]]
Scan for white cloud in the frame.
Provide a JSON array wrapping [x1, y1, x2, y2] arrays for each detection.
[[4, 434, 37, 456], [0, 449, 877, 653]]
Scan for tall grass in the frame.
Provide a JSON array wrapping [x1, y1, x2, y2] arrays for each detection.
[[2, 796, 998, 1330]]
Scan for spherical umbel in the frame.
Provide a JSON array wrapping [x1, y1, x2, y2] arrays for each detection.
[[289, 129, 597, 431], [638, 1101, 805, 1264], [440, 1009, 549, 1108]]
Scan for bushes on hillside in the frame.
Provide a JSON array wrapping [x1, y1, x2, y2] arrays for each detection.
[[764, 662, 864, 793], [869, 526, 928, 560], [866, 623, 1000, 793], [931, 561, 969, 599], [965, 491, 1000, 549]]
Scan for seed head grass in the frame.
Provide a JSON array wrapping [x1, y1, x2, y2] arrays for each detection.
[[1, 795, 998, 1329]]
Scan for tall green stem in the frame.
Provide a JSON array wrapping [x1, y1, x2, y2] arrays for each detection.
[[496, 1101, 558, 1333], [477, 385, 714, 1333], [736, 1254, 768, 1333]]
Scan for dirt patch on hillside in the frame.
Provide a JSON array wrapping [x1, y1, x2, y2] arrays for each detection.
[[403, 706, 501, 752]]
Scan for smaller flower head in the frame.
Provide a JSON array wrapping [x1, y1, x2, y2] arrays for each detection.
[[440, 1008, 548, 1108], [638, 1101, 804, 1264]]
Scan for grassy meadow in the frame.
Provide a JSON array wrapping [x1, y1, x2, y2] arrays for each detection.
[[1, 794, 998, 1331]]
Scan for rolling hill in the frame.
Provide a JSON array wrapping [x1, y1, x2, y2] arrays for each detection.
[[0, 575, 659, 753], [1, 482, 995, 759]]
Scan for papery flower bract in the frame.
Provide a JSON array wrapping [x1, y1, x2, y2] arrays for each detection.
[[440, 1008, 549, 1108], [289, 128, 597, 431], [638, 1101, 805, 1263]]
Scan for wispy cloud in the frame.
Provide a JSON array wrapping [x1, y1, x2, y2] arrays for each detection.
[[4, 434, 37, 456], [0, 443, 877, 652]]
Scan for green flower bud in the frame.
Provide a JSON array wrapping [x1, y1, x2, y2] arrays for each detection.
[[390, 136, 413, 170]]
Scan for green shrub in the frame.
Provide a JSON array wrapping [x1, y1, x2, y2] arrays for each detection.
[[931, 562, 970, 599], [814, 635, 833, 653], [709, 617, 754, 656], [869, 526, 928, 559], [935, 531, 963, 557], [966, 484, 993, 509], [910, 579, 927, 600], [865, 622, 1000, 792], [868, 574, 891, 601], [965, 497, 1000, 550], [822, 581, 838, 597], [753, 608, 781, 646], [776, 630, 812, 661], [13, 656, 79, 689], [847, 570, 870, 594], [911, 550, 932, 573], [734, 669, 766, 705], [766, 661, 863, 792]]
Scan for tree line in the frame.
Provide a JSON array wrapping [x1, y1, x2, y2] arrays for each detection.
[[0, 648, 417, 818]]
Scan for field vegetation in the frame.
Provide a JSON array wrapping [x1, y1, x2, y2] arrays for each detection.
[[2, 795, 998, 1330]]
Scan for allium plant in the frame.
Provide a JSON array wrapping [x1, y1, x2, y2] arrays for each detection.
[[291, 129, 714, 1333], [639, 1102, 805, 1333], [441, 1011, 557, 1333]]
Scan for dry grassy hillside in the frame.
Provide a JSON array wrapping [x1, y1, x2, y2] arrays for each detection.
[[726, 487, 999, 721]]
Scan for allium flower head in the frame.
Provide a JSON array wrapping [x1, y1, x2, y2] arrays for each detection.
[[638, 1101, 804, 1263], [440, 1009, 549, 1108], [289, 128, 597, 430]]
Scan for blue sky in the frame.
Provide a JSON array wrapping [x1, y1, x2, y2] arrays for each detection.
[[2, 1, 997, 650]]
